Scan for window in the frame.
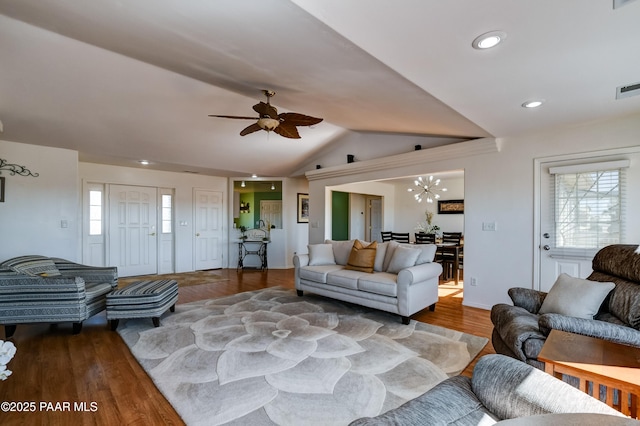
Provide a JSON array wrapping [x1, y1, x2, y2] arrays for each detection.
[[162, 194, 172, 234], [550, 160, 628, 252], [89, 190, 102, 235]]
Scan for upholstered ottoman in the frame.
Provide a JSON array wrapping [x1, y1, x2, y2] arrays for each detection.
[[106, 279, 178, 330]]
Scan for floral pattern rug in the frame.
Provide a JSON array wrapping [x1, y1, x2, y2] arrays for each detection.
[[118, 287, 488, 426]]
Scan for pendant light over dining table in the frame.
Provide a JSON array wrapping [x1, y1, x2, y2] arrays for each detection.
[[407, 176, 447, 203]]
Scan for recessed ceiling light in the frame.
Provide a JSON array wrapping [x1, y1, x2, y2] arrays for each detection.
[[472, 31, 507, 49], [251, 174, 258, 178], [522, 100, 544, 108], [139, 160, 150, 165]]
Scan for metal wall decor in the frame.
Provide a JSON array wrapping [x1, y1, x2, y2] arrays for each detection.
[[0, 158, 40, 177]]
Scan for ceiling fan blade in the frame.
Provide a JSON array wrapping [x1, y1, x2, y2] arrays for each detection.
[[278, 112, 323, 127], [252, 102, 278, 119], [239, 122, 263, 136], [274, 123, 301, 139], [208, 114, 258, 120]]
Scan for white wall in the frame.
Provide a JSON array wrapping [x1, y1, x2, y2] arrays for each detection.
[[0, 140, 80, 261], [305, 113, 640, 310]]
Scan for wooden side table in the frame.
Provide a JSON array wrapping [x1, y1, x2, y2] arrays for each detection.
[[538, 329, 640, 418]]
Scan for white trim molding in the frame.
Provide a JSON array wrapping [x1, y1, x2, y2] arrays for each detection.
[[305, 138, 498, 181]]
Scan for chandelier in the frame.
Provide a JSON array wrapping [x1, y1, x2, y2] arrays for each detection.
[[407, 176, 447, 203]]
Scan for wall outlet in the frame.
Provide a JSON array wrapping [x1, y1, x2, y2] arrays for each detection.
[[482, 222, 497, 231], [470, 277, 478, 286]]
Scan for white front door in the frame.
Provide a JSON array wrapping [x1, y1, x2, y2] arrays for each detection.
[[109, 185, 158, 277], [194, 190, 223, 270]]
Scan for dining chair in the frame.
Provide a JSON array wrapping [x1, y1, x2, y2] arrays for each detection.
[[391, 232, 410, 243], [380, 231, 392, 242], [414, 233, 436, 244], [439, 232, 463, 283]]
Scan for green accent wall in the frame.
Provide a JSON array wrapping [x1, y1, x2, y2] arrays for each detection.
[[332, 191, 349, 240]]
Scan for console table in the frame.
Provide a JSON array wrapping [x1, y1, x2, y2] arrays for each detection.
[[237, 240, 268, 271]]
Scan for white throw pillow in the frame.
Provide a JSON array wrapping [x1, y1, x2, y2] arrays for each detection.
[[386, 245, 422, 274], [308, 244, 336, 266], [538, 273, 615, 319], [398, 243, 436, 265]]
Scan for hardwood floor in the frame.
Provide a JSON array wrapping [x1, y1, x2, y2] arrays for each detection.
[[0, 269, 495, 425]]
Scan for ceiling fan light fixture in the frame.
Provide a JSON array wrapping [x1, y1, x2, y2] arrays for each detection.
[[472, 31, 506, 49], [258, 117, 280, 132]]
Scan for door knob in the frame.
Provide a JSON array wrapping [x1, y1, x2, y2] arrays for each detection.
[[149, 232, 156, 236], [543, 245, 551, 251], [543, 233, 550, 239], [196, 233, 200, 237]]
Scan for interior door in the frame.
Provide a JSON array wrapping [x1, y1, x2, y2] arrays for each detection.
[[367, 196, 383, 242], [260, 200, 282, 229], [109, 185, 158, 277], [194, 190, 223, 270]]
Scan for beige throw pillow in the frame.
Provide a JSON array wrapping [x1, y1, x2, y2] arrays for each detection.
[[538, 273, 615, 319], [344, 240, 377, 273]]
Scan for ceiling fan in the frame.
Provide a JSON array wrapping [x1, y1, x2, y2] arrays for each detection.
[[209, 90, 323, 139]]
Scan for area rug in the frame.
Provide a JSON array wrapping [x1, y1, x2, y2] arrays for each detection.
[[118, 287, 488, 426], [118, 270, 229, 288]]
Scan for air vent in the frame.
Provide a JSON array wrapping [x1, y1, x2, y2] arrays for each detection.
[[616, 82, 640, 99], [613, 0, 637, 9]]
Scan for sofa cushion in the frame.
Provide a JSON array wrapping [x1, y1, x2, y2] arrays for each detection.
[[326, 269, 366, 290], [539, 273, 614, 320], [345, 240, 377, 273], [398, 243, 437, 265], [308, 243, 336, 266], [472, 354, 623, 419], [357, 272, 398, 297], [386, 246, 421, 274], [299, 265, 344, 284], [373, 242, 389, 272], [328, 240, 356, 266], [1, 255, 61, 277], [604, 280, 640, 330]]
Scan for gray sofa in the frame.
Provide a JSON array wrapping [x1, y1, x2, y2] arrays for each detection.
[[491, 244, 640, 369], [350, 353, 625, 425], [294, 239, 442, 324], [0, 255, 118, 338]]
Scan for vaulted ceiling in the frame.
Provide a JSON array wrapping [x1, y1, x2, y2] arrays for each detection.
[[1, 0, 639, 177]]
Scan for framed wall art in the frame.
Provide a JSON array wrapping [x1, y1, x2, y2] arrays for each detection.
[[438, 199, 464, 214], [297, 193, 309, 223]]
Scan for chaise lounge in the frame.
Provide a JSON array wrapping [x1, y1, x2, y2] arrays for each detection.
[[0, 255, 118, 338]]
